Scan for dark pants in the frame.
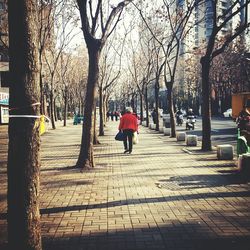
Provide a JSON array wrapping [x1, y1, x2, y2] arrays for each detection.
[[123, 129, 134, 152]]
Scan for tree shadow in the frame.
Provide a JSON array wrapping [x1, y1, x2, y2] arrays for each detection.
[[1, 190, 250, 250], [41, 179, 93, 188], [41, 165, 79, 172], [34, 190, 250, 215], [157, 172, 250, 190], [41, 155, 79, 161], [40, 222, 250, 250]]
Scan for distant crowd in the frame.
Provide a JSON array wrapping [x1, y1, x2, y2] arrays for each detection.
[[106, 111, 120, 121]]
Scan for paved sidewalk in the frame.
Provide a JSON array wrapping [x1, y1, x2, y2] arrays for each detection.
[[0, 121, 250, 250]]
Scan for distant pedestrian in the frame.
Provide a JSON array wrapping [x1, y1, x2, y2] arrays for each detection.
[[151, 109, 157, 124], [111, 112, 114, 121], [106, 111, 110, 121], [115, 111, 119, 121], [118, 107, 138, 154]]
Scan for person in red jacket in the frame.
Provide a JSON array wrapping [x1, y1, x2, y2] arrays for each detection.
[[118, 107, 138, 154]]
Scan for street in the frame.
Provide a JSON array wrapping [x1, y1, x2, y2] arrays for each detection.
[[176, 116, 237, 149]]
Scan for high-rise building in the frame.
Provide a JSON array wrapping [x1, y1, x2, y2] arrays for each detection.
[[176, 0, 249, 111], [177, 0, 249, 52]]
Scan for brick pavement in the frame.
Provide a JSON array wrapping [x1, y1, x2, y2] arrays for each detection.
[[0, 121, 250, 250]]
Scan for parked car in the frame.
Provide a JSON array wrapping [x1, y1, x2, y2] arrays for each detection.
[[223, 108, 232, 118]]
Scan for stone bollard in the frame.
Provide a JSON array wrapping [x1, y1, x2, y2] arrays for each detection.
[[186, 135, 198, 146], [217, 144, 234, 160], [159, 127, 164, 133], [176, 132, 186, 141], [163, 127, 170, 136], [151, 124, 156, 130], [238, 153, 250, 176]]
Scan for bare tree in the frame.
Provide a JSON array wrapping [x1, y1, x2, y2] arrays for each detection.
[[42, 0, 79, 129], [38, 0, 54, 115], [200, 0, 250, 150], [125, 23, 155, 126], [134, 0, 201, 137], [7, 0, 42, 249], [98, 31, 126, 136], [76, 0, 132, 169], [58, 49, 88, 126]]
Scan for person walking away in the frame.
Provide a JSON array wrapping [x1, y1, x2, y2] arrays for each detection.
[[119, 107, 138, 154]]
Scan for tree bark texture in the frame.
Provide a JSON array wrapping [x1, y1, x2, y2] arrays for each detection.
[[201, 56, 212, 150], [76, 47, 100, 168], [7, 0, 42, 249]]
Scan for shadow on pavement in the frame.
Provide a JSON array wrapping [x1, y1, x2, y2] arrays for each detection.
[[1, 191, 249, 220], [34, 191, 250, 215], [158, 172, 250, 190], [40, 223, 250, 250]]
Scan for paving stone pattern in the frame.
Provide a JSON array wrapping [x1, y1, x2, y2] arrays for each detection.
[[0, 121, 250, 250]]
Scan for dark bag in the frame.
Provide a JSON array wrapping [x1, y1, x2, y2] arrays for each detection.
[[115, 131, 125, 141]]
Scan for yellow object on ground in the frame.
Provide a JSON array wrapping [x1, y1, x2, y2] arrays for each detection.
[[40, 115, 50, 135]]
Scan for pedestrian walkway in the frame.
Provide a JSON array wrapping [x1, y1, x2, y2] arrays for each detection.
[[0, 121, 250, 250]]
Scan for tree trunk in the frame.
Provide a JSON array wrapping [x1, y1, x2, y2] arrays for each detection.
[[201, 56, 212, 150], [39, 53, 45, 115], [99, 87, 104, 136], [63, 87, 68, 127], [155, 76, 160, 131], [93, 105, 100, 144], [145, 85, 149, 127], [54, 97, 58, 122], [7, 0, 42, 249], [140, 93, 143, 124], [50, 91, 56, 129], [103, 95, 107, 124], [39, 68, 44, 114], [167, 87, 176, 137], [76, 46, 100, 169]]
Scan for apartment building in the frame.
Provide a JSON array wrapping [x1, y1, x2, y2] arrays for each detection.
[[178, 0, 249, 53]]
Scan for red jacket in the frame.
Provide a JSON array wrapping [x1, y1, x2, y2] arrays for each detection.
[[118, 113, 138, 132]]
